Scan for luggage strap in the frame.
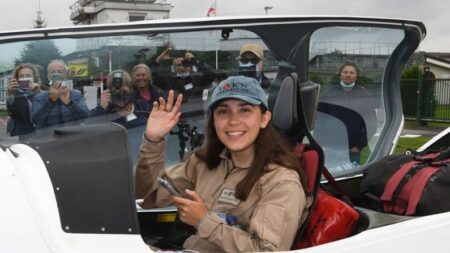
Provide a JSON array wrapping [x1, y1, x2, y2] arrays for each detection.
[[381, 151, 449, 215], [393, 167, 439, 215]]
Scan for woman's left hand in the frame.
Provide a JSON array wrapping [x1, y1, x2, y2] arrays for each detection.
[[172, 189, 208, 226]]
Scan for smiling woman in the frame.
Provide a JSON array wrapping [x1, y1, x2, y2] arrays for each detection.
[[135, 76, 312, 252]]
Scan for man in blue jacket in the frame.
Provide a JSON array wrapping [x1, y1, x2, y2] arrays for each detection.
[[32, 60, 89, 129]]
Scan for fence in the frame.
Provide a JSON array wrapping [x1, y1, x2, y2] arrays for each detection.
[[0, 88, 7, 110], [401, 78, 450, 122]]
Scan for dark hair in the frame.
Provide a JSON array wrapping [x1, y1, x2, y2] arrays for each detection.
[[338, 62, 360, 76], [194, 105, 307, 201]]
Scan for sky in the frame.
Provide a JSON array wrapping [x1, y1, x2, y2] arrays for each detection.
[[1, 0, 449, 52]]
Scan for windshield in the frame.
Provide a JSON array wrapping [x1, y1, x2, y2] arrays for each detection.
[[0, 29, 280, 169], [309, 26, 404, 173], [0, 23, 410, 178]]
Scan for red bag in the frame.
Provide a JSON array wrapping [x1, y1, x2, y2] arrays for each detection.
[[292, 144, 359, 249], [294, 189, 359, 248]]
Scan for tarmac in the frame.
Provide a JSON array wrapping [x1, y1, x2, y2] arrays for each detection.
[[400, 124, 449, 137]]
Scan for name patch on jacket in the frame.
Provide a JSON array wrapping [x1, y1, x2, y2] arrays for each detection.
[[218, 189, 240, 206]]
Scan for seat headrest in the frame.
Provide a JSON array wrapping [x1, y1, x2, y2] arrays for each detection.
[[272, 74, 298, 133]]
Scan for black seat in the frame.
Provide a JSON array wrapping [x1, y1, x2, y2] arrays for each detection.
[[271, 73, 326, 249], [28, 123, 140, 234]]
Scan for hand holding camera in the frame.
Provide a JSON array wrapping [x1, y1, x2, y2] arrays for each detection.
[[49, 81, 62, 102], [59, 84, 71, 105], [7, 79, 19, 95], [49, 81, 71, 104], [100, 89, 112, 110]]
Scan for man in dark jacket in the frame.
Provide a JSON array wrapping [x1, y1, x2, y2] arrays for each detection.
[[32, 60, 89, 129], [319, 62, 377, 165], [150, 48, 216, 102]]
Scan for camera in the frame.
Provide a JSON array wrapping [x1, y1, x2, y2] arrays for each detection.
[[238, 65, 257, 79], [109, 71, 133, 109], [51, 73, 63, 82], [18, 80, 31, 90], [112, 71, 123, 90], [181, 59, 194, 68]]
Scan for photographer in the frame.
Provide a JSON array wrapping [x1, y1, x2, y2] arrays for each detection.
[[150, 48, 216, 102], [6, 63, 42, 140], [237, 43, 271, 89], [88, 70, 150, 129], [32, 60, 89, 129]]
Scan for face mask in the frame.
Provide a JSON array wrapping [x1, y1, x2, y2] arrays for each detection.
[[239, 62, 261, 79], [239, 62, 254, 68], [19, 77, 34, 82], [176, 72, 190, 78], [340, 80, 355, 91]]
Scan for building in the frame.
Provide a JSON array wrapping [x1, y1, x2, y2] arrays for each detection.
[[405, 52, 450, 78], [69, 0, 172, 51], [70, 0, 172, 25], [0, 69, 12, 110]]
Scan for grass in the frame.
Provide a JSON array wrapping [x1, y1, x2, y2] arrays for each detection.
[[435, 105, 450, 119], [0, 110, 8, 117], [393, 136, 432, 154], [360, 135, 432, 164]]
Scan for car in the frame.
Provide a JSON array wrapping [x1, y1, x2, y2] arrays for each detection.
[[2, 15, 450, 252]]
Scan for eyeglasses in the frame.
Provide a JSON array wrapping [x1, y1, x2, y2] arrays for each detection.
[[239, 58, 261, 65]]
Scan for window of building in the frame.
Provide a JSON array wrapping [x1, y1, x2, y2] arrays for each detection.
[[129, 13, 146, 22]]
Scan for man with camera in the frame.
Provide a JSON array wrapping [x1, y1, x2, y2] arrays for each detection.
[[88, 70, 150, 129], [150, 48, 216, 102], [32, 60, 89, 129], [237, 43, 271, 89]]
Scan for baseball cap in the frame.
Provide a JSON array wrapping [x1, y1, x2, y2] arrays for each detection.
[[207, 75, 268, 111], [239, 43, 264, 60]]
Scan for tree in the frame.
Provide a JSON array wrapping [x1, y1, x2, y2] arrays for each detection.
[[401, 64, 420, 79], [16, 40, 62, 82]]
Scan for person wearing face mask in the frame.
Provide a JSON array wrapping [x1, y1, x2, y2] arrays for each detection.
[[318, 62, 377, 165], [6, 63, 42, 140], [149, 48, 216, 102], [31, 60, 89, 129], [87, 70, 150, 129], [131, 63, 162, 107], [237, 43, 271, 89]]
